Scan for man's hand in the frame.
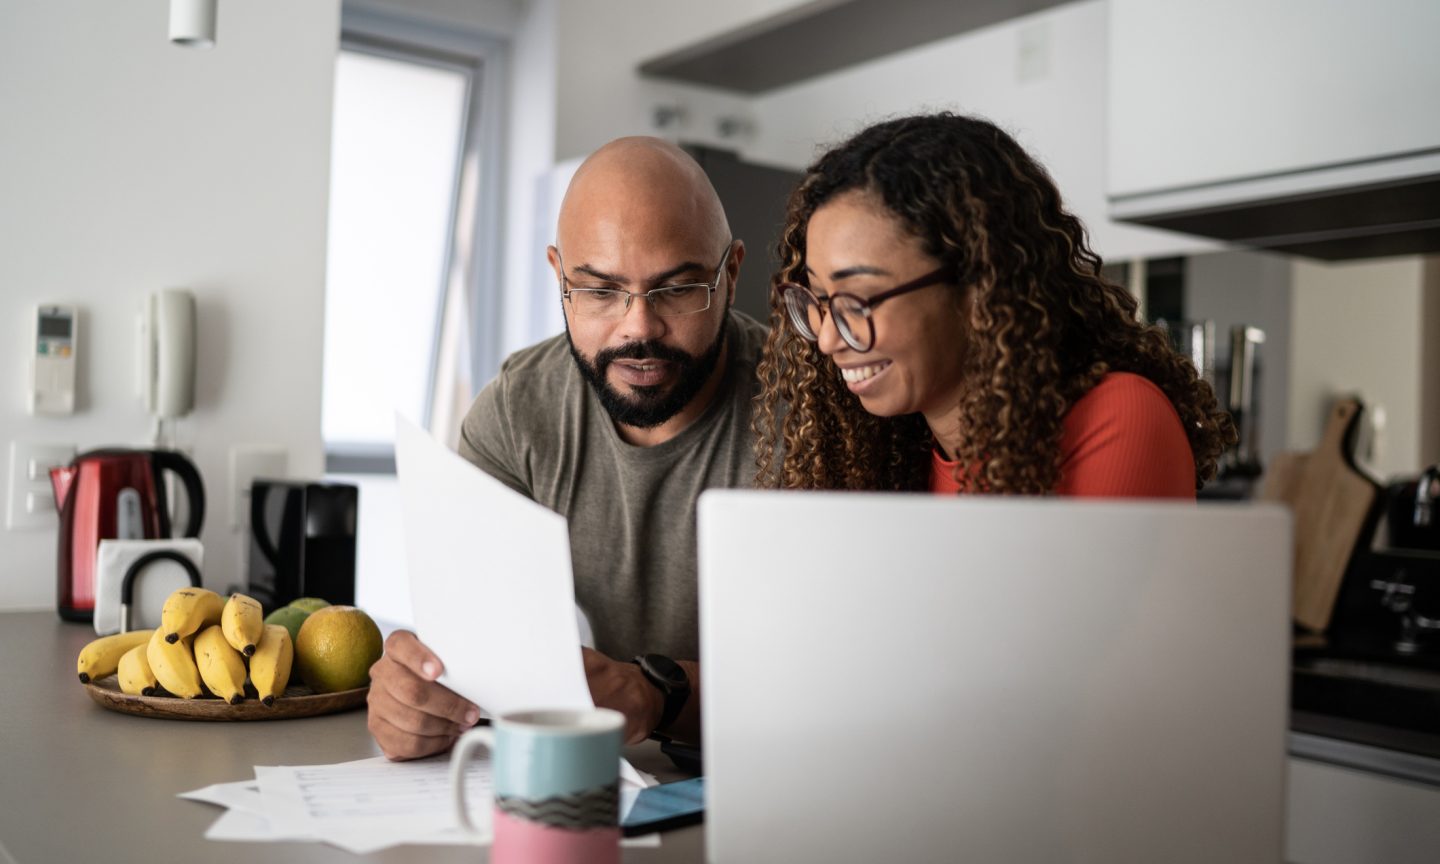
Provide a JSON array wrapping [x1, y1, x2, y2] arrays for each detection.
[[582, 647, 662, 745], [367, 630, 481, 761]]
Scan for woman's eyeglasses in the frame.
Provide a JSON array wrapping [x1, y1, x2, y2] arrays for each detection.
[[778, 266, 951, 353]]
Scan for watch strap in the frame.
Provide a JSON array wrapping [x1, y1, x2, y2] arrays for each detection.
[[632, 654, 689, 731]]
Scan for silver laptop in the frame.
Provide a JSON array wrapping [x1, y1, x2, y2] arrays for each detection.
[[698, 492, 1291, 863]]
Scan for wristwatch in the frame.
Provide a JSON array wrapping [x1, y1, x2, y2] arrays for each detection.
[[631, 653, 690, 732]]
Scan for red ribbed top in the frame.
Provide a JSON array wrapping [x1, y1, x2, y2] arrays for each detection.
[[930, 372, 1196, 498]]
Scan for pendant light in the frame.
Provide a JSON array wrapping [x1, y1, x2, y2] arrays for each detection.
[[169, 0, 217, 48]]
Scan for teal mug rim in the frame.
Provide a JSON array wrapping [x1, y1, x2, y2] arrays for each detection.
[[494, 707, 625, 736]]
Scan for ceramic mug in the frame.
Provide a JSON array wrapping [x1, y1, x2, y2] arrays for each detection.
[[450, 707, 624, 864]]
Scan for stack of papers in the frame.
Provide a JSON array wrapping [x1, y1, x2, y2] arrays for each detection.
[[181, 754, 658, 854]]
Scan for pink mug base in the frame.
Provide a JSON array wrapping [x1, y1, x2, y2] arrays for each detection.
[[492, 808, 620, 864]]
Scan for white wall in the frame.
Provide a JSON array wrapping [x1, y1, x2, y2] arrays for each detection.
[[549, 0, 1218, 263], [552, 0, 814, 164], [0, 0, 340, 609], [1288, 257, 1436, 479]]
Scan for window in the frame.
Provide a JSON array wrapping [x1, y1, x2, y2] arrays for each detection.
[[322, 8, 506, 473]]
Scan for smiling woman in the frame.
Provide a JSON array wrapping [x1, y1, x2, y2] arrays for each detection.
[[753, 113, 1236, 498]]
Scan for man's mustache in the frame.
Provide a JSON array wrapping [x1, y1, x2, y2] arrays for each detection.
[[595, 340, 694, 368]]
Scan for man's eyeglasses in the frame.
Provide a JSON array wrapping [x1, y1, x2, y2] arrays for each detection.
[[778, 266, 951, 353], [560, 244, 733, 319]]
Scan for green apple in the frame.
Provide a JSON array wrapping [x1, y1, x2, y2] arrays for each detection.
[[264, 606, 311, 643]]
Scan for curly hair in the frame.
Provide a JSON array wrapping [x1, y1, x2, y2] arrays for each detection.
[[753, 113, 1236, 494]]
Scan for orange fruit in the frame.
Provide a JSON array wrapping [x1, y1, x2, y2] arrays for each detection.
[[294, 606, 382, 693]]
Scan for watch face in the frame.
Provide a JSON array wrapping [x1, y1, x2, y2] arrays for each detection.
[[641, 654, 687, 689]]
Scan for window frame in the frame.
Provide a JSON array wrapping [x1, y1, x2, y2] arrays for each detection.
[[324, 5, 509, 474]]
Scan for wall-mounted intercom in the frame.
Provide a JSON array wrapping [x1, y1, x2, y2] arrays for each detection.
[[29, 304, 77, 415], [141, 289, 197, 419]]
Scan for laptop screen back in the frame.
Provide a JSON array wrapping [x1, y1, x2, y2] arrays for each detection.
[[698, 492, 1290, 863]]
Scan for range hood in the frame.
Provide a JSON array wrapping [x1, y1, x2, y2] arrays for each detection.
[[1110, 150, 1440, 261]]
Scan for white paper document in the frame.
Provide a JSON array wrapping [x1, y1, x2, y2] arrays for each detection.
[[262, 756, 490, 835], [257, 755, 494, 854], [204, 808, 294, 843], [179, 779, 266, 815], [394, 414, 594, 716], [181, 756, 659, 853]]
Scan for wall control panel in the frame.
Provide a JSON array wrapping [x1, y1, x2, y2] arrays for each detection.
[[6, 441, 77, 531], [30, 304, 77, 415]]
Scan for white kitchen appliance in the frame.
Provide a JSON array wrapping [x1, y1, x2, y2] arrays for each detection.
[[699, 493, 1291, 863]]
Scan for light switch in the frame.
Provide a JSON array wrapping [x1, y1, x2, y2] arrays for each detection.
[[28, 455, 68, 481], [7, 441, 76, 531]]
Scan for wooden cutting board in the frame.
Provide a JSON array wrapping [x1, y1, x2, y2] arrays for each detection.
[[1260, 399, 1379, 632], [1259, 451, 1309, 506]]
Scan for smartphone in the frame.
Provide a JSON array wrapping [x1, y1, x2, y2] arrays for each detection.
[[659, 737, 702, 774], [620, 776, 705, 837]]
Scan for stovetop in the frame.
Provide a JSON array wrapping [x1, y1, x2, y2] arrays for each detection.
[[1292, 643, 1440, 761]]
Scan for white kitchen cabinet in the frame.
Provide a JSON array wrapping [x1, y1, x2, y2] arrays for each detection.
[[1106, 0, 1440, 259], [1287, 757, 1440, 864], [1107, 0, 1440, 199]]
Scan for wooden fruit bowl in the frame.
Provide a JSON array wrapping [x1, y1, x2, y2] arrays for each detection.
[[83, 675, 367, 721]]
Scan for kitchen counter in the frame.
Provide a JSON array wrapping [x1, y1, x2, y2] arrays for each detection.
[[8, 609, 1440, 864], [0, 611, 701, 864], [1291, 644, 1440, 769]]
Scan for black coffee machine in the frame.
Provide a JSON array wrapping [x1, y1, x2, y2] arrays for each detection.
[[1289, 466, 1440, 753], [246, 479, 358, 612], [1327, 466, 1440, 660]]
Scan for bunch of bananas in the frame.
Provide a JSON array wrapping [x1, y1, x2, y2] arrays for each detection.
[[76, 588, 294, 706]]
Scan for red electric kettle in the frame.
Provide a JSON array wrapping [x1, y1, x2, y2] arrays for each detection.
[[50, 449, 205, 622]]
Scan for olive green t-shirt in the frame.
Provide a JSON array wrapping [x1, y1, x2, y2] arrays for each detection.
[[457, 311, 766, 661]]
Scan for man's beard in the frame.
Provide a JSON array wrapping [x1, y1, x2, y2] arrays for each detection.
[[566, 319, 728, 429]]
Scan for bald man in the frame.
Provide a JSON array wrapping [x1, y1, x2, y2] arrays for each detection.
[[367, 138, 767, 759]]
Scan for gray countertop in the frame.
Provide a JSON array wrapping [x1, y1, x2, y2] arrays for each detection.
[[11, 608, 1440, 864], [0, 611, 702, 864]]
